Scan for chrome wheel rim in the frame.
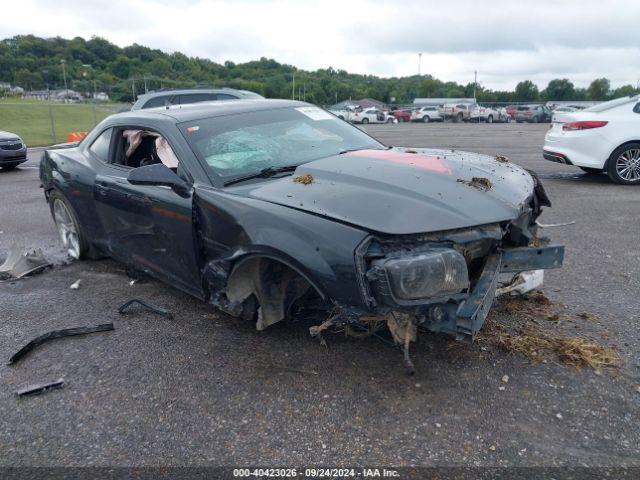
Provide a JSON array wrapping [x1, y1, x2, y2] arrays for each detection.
[[53, 199, 80, 259], [615, 148, 640, 182]]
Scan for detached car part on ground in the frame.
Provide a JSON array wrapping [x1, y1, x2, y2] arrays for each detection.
[[40, 99, 564, 368]]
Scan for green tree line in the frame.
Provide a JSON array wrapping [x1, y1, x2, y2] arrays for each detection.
[[1, 35, 637, 104]]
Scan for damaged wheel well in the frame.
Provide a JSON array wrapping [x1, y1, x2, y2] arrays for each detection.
[[209, 255, 327, 330]]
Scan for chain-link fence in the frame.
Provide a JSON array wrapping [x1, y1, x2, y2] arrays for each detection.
[[0, 101, 130, 147]]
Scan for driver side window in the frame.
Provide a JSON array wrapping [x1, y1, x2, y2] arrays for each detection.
[[110, 128, 180, 172]]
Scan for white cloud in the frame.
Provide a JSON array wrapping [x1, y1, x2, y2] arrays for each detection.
[[2, 0, 638, 90]]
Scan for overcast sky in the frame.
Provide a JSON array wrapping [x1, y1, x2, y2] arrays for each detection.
[[2, 0, 639, 90]]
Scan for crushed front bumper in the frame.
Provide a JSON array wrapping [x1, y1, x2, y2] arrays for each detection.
[[424, 245, 564, 342]]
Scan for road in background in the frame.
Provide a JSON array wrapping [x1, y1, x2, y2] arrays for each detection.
[[1, 123, 639, 467]]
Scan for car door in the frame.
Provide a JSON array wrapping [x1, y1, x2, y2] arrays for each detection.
[[92, 126, 203, 298]]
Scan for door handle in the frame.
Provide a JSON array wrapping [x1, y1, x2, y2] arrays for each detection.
[[125, 194, 152, 206], [95, 184, 110, 196]]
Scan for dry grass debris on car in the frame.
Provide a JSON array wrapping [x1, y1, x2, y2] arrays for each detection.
[[457, 177, 493, 191], [293, 174, 315, 185], [495, 155, 509, 163]]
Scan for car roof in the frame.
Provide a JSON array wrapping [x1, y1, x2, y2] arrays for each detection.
[[135, 87, 262, 100], [131, 87, 264, 109], [109, 99, 310, 124]]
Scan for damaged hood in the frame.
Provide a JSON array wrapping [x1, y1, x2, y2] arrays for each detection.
[[241, 148, 535, 235]]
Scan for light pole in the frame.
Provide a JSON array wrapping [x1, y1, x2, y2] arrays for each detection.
[[82, 64, 98, 125], [418, 53, 422, 76], [61, 59, 68, 101], [81, 64, 97, 100], [43, 69, 56, 143], [473, 71, 477, 101], [292, 71, 295, 100]]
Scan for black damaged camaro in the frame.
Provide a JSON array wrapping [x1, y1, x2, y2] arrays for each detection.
[[40, 99, 564, 365]]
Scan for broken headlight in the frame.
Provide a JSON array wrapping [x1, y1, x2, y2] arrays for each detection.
[[377, 249, 469, 301]]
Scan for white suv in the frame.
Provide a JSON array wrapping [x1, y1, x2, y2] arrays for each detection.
[[411, 106, 442, 123]]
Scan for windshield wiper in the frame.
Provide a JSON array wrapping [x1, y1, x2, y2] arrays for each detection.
[[224, 165, 299, 186], [338, 146, 390, 155]]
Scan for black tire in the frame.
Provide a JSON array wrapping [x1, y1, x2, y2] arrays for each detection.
[[1, 164, 18, 171], [532, 116, 539, 123], [516, 120, 523, 123], [487, 115, 493, 124], [579, 167, 603, 175], [387, 117, 394, 123], [506, 116, 512, 123], [48, 190, 90, 259], [422, 115, 430, 123], [606, 142, 640, 185], [361, 117, 369, 124]]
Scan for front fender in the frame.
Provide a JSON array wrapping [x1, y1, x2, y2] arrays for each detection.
[[194, 187, 369, 308]]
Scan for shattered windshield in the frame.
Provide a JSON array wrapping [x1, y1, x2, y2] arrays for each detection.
[[179, 106, 383, 181]]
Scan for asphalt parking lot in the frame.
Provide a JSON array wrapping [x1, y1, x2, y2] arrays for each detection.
[[1, 122, 639, 468]]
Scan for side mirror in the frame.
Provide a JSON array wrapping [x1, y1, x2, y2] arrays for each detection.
[[127, 163, 189, 196]]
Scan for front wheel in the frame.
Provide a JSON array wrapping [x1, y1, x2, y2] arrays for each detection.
[[487, 115, 493, 124], [49, 190, 89, 259], [532, 116, 539, 123], [422, 115, 430, 123], [607, 143, 640, 184], [1, 164, 18, 171]]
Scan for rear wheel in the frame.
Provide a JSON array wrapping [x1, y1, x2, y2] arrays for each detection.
[[49, 190, 89, 259], [579, 167, 603, 175], [487, 115, 493, 124], [361, 117, 369, 124], [607, 143, 640, 184], [532, 116, 539, 123], [1, 164, 18, 171], [422, 115, 430, 123]]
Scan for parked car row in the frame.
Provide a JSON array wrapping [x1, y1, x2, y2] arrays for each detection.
[[330, 102, 583, 126], [331, 107, 398, 124]]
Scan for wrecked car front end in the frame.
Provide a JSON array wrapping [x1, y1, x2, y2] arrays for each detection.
[[334, 149, 565, 351], [215, 146, 564, 360], [356, 222, 563, 344]]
